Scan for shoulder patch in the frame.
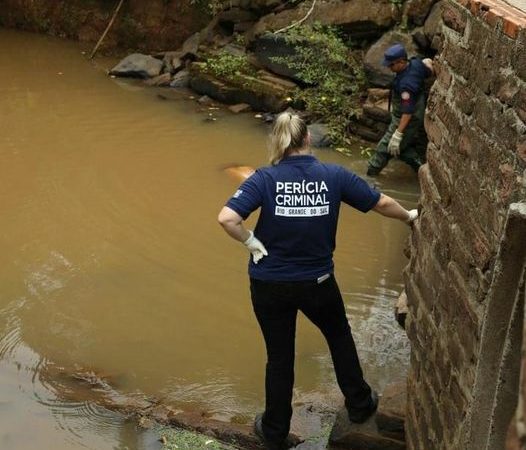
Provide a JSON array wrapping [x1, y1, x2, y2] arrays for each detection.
[[233, 189, 243, 198]]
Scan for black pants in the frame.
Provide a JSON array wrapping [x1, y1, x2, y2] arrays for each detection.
[[250, 275, 372, 445]]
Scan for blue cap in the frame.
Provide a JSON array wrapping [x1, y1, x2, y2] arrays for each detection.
[[382, 44, 407, 66]]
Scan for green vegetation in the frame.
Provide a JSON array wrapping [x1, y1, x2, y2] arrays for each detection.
[[271, 23, 367, 147], [158, 426, 239, 450], [202, 51, 256, 81]]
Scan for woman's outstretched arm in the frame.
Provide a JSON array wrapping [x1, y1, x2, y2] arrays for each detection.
[[372, 194, 418, 223]]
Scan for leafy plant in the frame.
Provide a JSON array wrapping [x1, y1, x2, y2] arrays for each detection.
[[202, 51, 256, 81], [270, 23, 366, 147], [158, 426, 238, 450]]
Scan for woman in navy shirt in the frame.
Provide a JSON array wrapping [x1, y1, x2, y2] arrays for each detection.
[[218, 112, 417, 450]]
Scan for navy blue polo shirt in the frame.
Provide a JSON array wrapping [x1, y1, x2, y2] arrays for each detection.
[[225, 155, 381, 281], [393, 57, 432, 114]]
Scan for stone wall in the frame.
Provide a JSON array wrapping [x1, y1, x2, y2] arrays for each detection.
[[404, 0, 526, 448], [0, 0, 207, 52]]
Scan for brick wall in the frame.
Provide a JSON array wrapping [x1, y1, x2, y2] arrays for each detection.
[[404, 0, 526, 448]]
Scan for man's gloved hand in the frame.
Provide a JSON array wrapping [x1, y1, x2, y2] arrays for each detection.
[[405, 209, 418, 224], [243, 230, 268, 264], [387, 130, 404, 157]]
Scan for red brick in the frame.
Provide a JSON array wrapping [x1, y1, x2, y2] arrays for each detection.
[[503, 16, 522, 39], [470, 0, 482, 15], [485, 7, 504, 27]]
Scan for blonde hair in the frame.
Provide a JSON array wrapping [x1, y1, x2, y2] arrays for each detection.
[[268, 112, 308, 166]]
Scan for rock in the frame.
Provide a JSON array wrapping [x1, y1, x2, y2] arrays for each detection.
[[348, 122, 385, 142], [198, 95, 214, 105], [245, 0, 283, 15], [223, 43, 246, 57], [218, 7, 257, 25], [403, 0, 438, 26], [424, 1, 445, 50], [109, 53, 164, 79], [367, 88, 390, 102], [394, 290, 409, 329], [329, 405, 406, 450], [363, 88, 391, 124], [364, 31, 421, 87], [181, 32, 201, 57], [144, 73, 172, 87], [376, 381, 407, 442], [170, 70, 191, 88], [234, 21, 256, 33], [247, 0, 396, 42], [229, 103, 252, 113], [251, 33, 308, 84], [308, 123, 332, 148], [189, 63, 290, 112], [258, 71, 299, 89], [412, 26, 430, 50], [162, 51, 185, 74]]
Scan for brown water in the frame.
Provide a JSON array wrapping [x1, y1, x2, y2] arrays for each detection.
[[0, 28, 419, 449]]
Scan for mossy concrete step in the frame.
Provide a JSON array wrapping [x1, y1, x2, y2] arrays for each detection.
[[330, 381, 407, 450], [329, 408, 406, 450]]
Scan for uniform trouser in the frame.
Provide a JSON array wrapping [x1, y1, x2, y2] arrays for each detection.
[[367, 115, 428, 174], [250, 275, 372, 445]]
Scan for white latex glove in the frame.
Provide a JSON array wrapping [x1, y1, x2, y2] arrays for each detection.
[[243, 230, 268, 264], [387, 129, 403, 157], [405, 209, 418, 224]]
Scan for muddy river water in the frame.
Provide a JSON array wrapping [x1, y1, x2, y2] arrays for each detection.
[[0, 28, 419, 449]]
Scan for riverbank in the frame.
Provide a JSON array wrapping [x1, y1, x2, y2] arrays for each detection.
[[0, 0, 207, 52]]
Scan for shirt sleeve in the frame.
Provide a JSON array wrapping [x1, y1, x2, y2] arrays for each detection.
[[398, 87, 418, 114], [225, 170, 264, 219], [339, 167, 381, 212]]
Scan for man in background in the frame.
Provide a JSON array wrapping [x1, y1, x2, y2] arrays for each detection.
[[367, 44, 434, 176]]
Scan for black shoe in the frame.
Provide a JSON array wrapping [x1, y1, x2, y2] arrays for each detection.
[[254, 414, 300, 450], [347, 390, 379, 424], [366, 166, 381, 176]]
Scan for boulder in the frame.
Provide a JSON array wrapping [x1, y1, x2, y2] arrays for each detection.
[[424, 1, 445, 50], [170, 70, 191, 88], [247, 0, 396, 42], [161, 51, 185, 74], [189, 63, 290, 112], [109, 54, 164, 79], [218, 7, 258, 25], [403, 0, 438, 26], [223, 43, 247, 57], [364, 31, 421, 87], [308, 123, 332, 148], [251, 33, 308, 84], [144, 73, 172, 87], [244, 0, 284, 15], [363, 88, 391, 124], [411, 26, 430, 50], [181, 32, 201, 57]]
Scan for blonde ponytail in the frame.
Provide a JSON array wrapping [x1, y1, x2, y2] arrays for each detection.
[[268, 112, 308, 165]]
